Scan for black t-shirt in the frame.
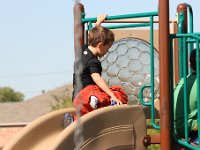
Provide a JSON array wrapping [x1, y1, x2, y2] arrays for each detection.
[[72, 45, 102, 99]]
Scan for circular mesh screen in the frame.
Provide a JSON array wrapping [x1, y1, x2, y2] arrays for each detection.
[[100, 37, 160, 104]]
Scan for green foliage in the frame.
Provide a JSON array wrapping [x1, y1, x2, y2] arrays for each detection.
[[51, 94, 73, 110], [0, 86, 24, 102]]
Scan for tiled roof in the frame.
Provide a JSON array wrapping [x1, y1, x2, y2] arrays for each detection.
[[0, 84, 72, 125]]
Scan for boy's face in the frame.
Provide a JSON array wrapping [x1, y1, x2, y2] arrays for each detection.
[[98, 42, 113, 57]]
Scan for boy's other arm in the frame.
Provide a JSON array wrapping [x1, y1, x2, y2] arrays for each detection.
[[91, 73, 122, 105], [96, 14, 107, 26]]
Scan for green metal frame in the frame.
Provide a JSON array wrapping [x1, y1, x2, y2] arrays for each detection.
[[81, 3, 200, 148], [170, 33, 200, 149], [186, 3, 194, 74], [75, 1, 200, 149], [178, 3, 194, 77], [177, 11, 185, 78], [171, 8, 200, 148], [81, 11, 160, 130]]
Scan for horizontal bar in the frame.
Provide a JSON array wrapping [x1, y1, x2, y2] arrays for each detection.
[[172, 129, 199, 149], [103, 18, 159, 23], [82, 11, 158, 23], [177, 139, 198, 150], [170, 33, 200, 38], [106, 23, 150, 29], [186, 38, 199, 43], [102, 18, 177, 24], [150, 134, 161, 144]]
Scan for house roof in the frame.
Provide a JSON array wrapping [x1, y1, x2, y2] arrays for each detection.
[[0, 84, 73, 125]]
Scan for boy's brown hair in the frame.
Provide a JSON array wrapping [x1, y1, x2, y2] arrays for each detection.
[[88, 26, 114, 47]]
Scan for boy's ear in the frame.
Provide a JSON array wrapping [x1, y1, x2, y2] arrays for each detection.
[[97, 42, 103, 48]]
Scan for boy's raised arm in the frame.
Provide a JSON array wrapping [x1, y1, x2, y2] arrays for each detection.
[[96, 14, 107, 27]]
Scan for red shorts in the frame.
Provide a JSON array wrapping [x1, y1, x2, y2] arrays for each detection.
[[73, 85, 128, 117]]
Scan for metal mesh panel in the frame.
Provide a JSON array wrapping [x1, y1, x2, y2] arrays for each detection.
[[100, 37, 159, 104]]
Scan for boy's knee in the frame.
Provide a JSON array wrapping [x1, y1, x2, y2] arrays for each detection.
[[89, 95, 99, 109]]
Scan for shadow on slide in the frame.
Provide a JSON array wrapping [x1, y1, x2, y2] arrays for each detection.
[[3, 105, 147, 150]]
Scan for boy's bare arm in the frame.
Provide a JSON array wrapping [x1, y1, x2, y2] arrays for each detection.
[[91, 73, 122, 105], [96, 14, 107, 26]]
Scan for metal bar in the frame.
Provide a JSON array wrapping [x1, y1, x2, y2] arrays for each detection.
[[143, 134, 161, 146], [100, 18, 177, 23], [150, 134, 161, 144], [169, 37, 175, 132], [106, 23, 150, 29], [172, 22, 180, 85], [177, 12, 184, 78], [159, 0, 171, 149], [140, 85, 151, 106], [196, 41, 200, 146], [102, 18, 159, 23], [172, 134, 197, 150], [150, 16, 159, 130], [185, 3, 194, 34], [183, 37, 189, 141], [186, 3, 194, 74], [88, 21, 93, 30], [177, 4, 189, 77], [170, 34, 200, 149], [177, 4, 188, 33], [170, 33, 200, 38], [82, 11, 158, 23], [74, 3, 85, 60], [177, 138, 198, 150], [187, 38, 200, 43]]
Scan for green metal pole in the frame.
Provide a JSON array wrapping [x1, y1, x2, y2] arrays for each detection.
[[196, 41, 200, 146], [150, 16, 159, 129], [186, 3, 194, 74], [177, 12, 184, 78], [183, 37, 189, 141], [82, 11, 158, 23], [177, 4, 188, 78]]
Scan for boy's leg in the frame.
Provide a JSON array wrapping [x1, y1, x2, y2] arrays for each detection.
[[89, 95, 99, 109]]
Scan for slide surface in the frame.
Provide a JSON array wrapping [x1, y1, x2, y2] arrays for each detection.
[[4, 105, 147, 150]]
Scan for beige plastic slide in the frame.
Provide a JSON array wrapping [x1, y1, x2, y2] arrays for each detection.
[[3, 105, 147, 150], [3, 108, 76, 150]]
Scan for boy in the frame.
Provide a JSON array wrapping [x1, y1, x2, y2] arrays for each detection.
[[72, 14, 128, 116], [173, 49, 198, 143]]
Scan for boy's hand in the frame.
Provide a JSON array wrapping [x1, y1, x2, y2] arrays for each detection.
[[110, 95, 122, 105], [96, 14, 107, 26]]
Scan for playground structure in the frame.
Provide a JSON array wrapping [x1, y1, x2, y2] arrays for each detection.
[[3, 0, 200, 150]]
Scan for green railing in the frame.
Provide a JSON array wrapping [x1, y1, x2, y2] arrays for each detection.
[[177, 3, 194, 78], [170, 33, 200, 149], [186, 3, 194, 74], [82, 11, 158, 30], [81, 11, 160, 129]]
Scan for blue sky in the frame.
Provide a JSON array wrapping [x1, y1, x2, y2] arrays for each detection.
[[0, 0, 199, 99]]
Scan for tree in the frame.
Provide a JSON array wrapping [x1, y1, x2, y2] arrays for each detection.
[[0, 86, 24, 102]]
